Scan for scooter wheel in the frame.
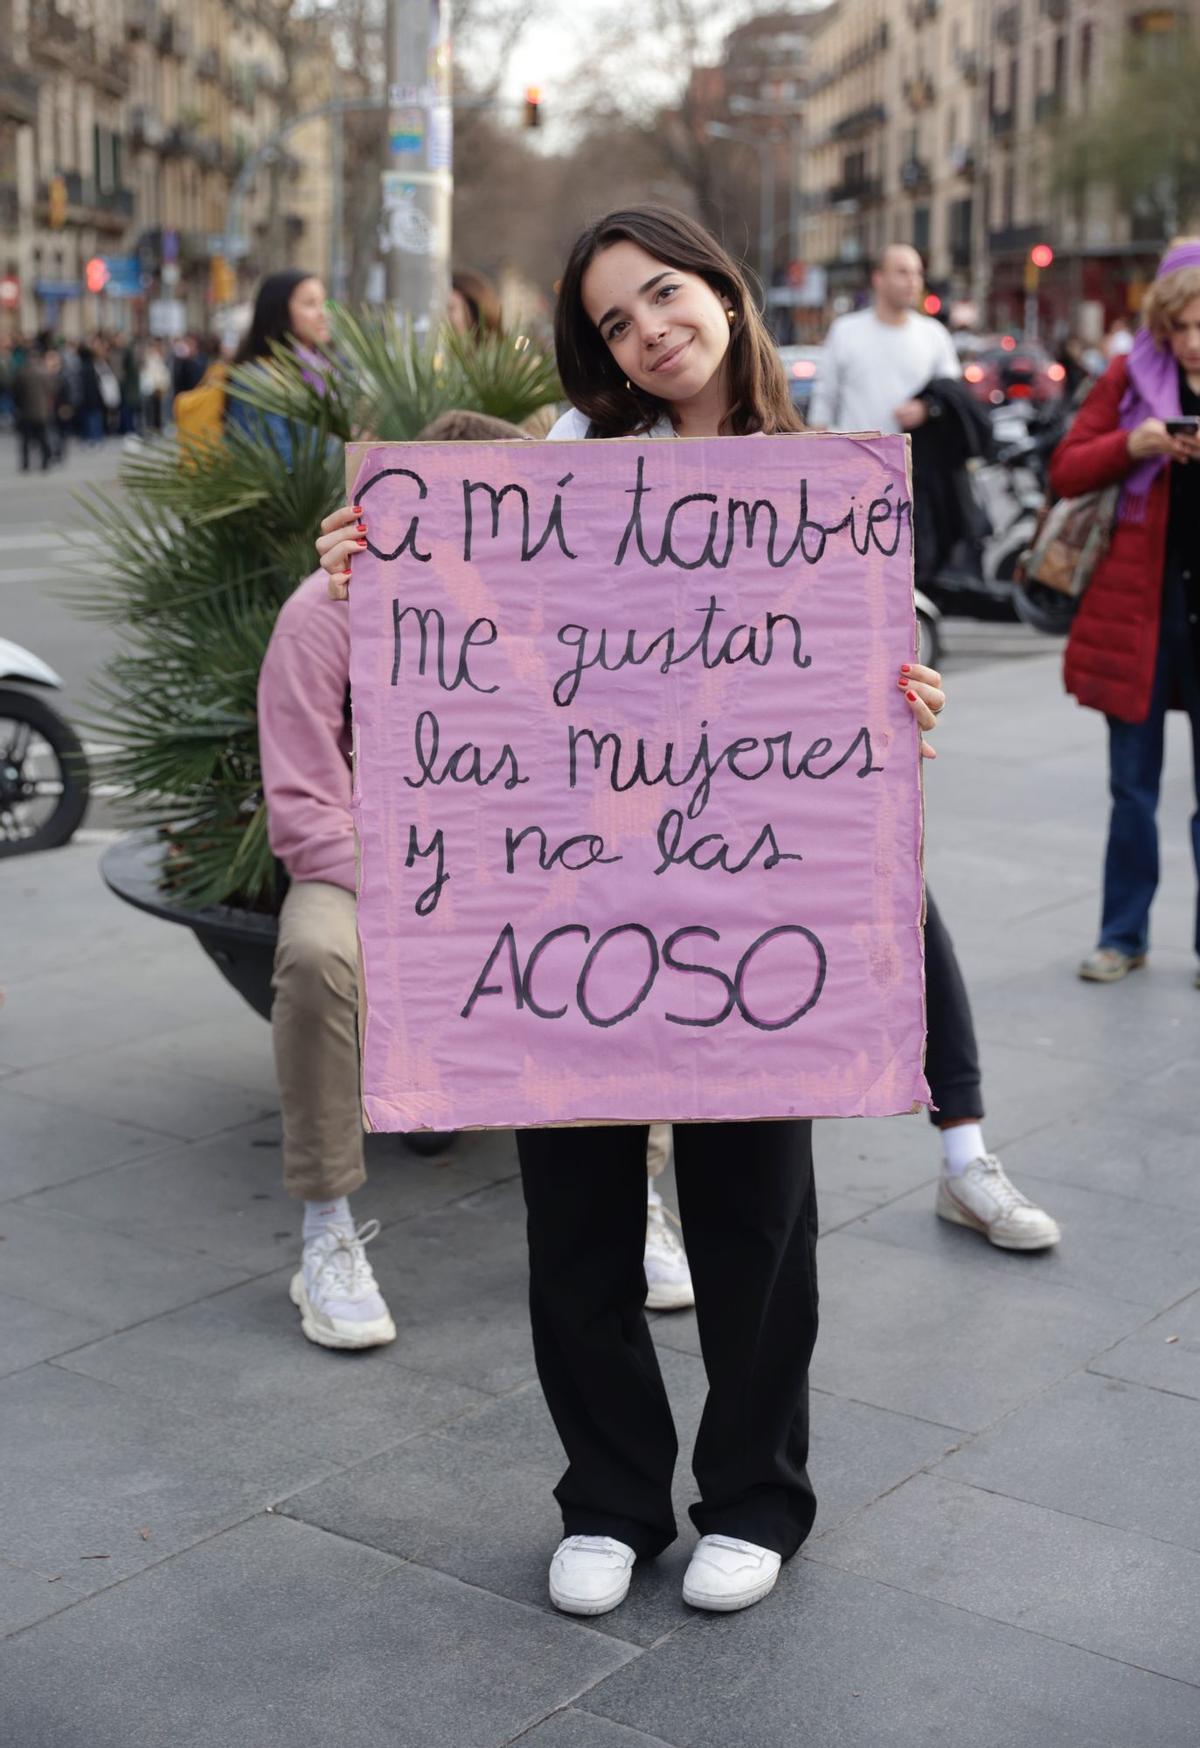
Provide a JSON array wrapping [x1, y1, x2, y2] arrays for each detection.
[[1012, 582, 1077, 637], [0, 687, 91, 856], [916, 609, 941, 669]]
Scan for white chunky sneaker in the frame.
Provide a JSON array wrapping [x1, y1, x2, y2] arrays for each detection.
[[645, 1185, 695, 1311], [548, 1536, 636, 1616], [936, 1155, 1061, 1252], [289, 1220, 397, 1349], [683, 1535, 782, 1612]]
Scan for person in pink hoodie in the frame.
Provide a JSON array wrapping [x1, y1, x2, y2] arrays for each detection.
[[259, 410, 694, 1351]]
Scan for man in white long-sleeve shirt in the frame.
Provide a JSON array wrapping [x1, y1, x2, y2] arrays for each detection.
[[808, 244, 961, 434]]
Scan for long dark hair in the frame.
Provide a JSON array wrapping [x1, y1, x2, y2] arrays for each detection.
[[233, 269, 318, 365], [451, 269, 503, 337], [554, 206, 802, 438]]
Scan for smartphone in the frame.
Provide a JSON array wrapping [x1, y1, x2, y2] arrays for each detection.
[[1165, 417, 1200, 436]]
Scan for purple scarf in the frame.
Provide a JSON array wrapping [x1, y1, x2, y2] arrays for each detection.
[[1118, 240, 1200, 523]]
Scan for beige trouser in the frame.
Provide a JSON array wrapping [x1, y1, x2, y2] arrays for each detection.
[[272, 880, 366, 1202], [271, 879, 674, 1201]]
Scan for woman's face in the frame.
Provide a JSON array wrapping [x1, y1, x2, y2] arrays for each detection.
[[1168, 294, 1200, 374], [288, 278, 331, 348], [447, 287, 473, 335], [580, 240, 732, 407]]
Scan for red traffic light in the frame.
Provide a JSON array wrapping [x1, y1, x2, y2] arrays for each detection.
[[85, 256, 110, 293], [523, 86, 541, 129], [923, 293, 942, 315], [1030, 243, 1054, 270]]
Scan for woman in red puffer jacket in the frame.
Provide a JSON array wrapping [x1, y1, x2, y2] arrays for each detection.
[[1050, 239, 1200, 987]]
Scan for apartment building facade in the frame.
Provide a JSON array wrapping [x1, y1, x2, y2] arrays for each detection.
[[802, 0, 1199, 331], [0, 0, 334, 339]]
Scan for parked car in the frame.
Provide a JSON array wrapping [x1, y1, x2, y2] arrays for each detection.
[[777, 344, 823, 419], [961, 337, 1067, 410]]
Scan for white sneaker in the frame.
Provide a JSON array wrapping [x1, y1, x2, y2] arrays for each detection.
[[548, 1535, 636, 1616], [936, 1156, 1062, 1252], [289, 1220, 397, 1349], [645, 1185, 695, 1311], [682, 1535, 781, 1612]]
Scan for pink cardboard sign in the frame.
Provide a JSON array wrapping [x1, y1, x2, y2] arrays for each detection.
[[347, 433, 929, 1132]]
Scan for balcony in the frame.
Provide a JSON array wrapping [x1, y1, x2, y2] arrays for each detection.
[[949, 143, 976, 178], [0, 60, 40, 124], [193, 137, 222, 170], [157, 16, 193, 58], [955, 49, 981, 84], [41, 175, 135, 232], [94, 48, 130, 98], [285, 213, 306, 240], [908, 0, 940, 22], [160, 123, 196, 157], [130, 105, 165, 148], [995, 4, 1020, 44], [126, 0, 160, 40], [29, 1, 80, 50], [900, 157, 932, 191], [831, 102, 887, 140], [828, 174, 883, 206], [1040, 0, 1068, 18], [990, 108, 1015, 138], [197, 48, 221, 81]]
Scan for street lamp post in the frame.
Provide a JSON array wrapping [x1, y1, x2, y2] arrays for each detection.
[[705, 121, 776, 291], [383, 0, 453, 331]]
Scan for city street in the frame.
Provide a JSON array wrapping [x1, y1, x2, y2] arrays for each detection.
[[3, 446, 1200, 1744]]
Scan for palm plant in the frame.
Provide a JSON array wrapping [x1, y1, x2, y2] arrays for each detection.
[[73, 312, 561, 912]]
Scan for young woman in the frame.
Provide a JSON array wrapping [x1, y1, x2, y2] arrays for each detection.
[[1051, 238, 1200, 986], [317, 207, 945, 1618], [225, 269, 331, 464]]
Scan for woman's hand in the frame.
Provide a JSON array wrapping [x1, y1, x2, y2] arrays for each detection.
[[1127, 418, 1192, 464], [316, 502, 367, 601], [899, 662, 945, 761]]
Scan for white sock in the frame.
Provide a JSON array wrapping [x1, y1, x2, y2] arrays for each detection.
[[941, 1124, 986, 1177], [647, 1179, 662, 1209], [303, 1196, 355, 1243]]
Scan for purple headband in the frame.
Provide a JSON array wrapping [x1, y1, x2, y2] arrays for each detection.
[[1154, 241, 1200, 280]]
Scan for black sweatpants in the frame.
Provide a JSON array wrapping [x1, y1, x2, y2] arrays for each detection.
[[924, 890, 984, 1126], [518, 1118, 818, 1562]]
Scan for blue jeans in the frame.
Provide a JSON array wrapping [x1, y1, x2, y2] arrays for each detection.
[[1101, 565, 1200, 957]]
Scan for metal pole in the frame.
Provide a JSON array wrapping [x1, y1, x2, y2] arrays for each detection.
[[383, 0, 453, 332], [329, 107, 345, 302]]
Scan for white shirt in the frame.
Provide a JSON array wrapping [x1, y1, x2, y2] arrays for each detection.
[[808, 308, 961, 434], [547, 407, 675, 441]]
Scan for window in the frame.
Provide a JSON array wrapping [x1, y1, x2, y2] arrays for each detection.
[[912, 204, 931, 254], [1080, 21, 1094, 84], [1054, 32, 1067, 90]]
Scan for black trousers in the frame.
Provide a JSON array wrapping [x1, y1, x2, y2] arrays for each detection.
[[518, 1118, 818, 1562], [924, 890, 983, 1126]]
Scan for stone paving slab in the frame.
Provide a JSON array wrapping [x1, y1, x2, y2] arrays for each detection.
[[810, 1470, 1200, 1684], [0, 1202, 251, 1334], [55, 1269, 491, 1472], [656, 1229, 1145, 1432], [1088, 1287, 1200, 1400], [937, 1370, 1200, 1552], [580, 1558, 1200, 1748], [0, 1290, 107, 1380], [5, 1049, 278, 1144], [0, 1083, 169, 1201], [518, 1713, 683, 1748], [847, 1167, 1200, 1312], [0, 1514, 637, 1748]]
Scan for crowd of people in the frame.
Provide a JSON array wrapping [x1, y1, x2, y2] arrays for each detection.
[[0, 330, 223, 470]]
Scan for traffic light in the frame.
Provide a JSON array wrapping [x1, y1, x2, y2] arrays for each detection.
[[523, 86, 541, 129], [1030, 243, 1054, 270], [48, 175, 67, 229], [85, 256, 110, 293]]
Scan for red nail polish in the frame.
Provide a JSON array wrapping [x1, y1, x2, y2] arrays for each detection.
[[900, 663, 911, 672], [352, 505, 363, 514], [907, 690, 918, 701]]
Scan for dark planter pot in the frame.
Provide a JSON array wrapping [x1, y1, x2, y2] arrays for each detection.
[[100, 832, 454, 1155], [101, 831, 278, 1019]]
